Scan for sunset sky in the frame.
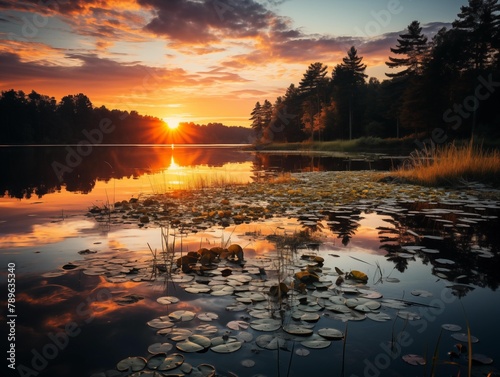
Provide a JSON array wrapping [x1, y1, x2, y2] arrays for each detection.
[[0, 0, 468, 126]]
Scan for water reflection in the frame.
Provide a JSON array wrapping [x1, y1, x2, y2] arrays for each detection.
[[0, 146, 254, 199], [320, 202, 500, 292], [0, 146, 402, 199]]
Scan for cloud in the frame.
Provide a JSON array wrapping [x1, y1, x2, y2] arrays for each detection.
[[138, 0, 274, 43]]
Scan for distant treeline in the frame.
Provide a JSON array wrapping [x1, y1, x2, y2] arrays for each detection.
[[250, 0, 500, 145], [0, 90, 252, 144]]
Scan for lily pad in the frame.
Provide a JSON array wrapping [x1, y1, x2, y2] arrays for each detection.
[[471, 354, 493, 364], [193, 363, 216, 377], [441, 324, 462, 332], [227, 320, 249, 331], [367, 312, 392, 322], [301, 335, 331, 349], [195, 324, 219, 336], [256, 334, 287, 350], [156, 296, 180, 305], [147, 317, 175, 329], [241, 359, 255, 368], [318, 328, 344, 340], [210, 339, 242, 353], [116, 357, 147, 372], [147, 343, 173, 354], [168, 329, 193, 342], [176, 335, 211, 352], [168, 310, 196, 322], [295, 348, 310, 356], [283, 324, 314, 336], [197, 312, 219, 322], [157, 353, 185, 371], [402, 354, 426, 366], [250, 319, 282, 332], [451, 333, 479, 343], [397, 311, 421, 321]]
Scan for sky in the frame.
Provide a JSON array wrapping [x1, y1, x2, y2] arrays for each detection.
[[0, 0, 469, 127]]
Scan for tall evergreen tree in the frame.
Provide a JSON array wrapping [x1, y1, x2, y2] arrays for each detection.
[[452, 0, 500, 70], [298, 62, 329, 141], [249, 101, 263, 137], [339, 46, 367, 140], [298, 62, 329, 96], [386, 20, 428, 77]]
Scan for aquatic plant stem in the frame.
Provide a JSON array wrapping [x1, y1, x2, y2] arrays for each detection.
[[341, 322, 348, 377], [459, 301, 473, 377], [430, 328, 442, 377]]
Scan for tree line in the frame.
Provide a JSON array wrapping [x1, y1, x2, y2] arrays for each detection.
[[250, 0, 500, 145], [0, 91, 252, 144]]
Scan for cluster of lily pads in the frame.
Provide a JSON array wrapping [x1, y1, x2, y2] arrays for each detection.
[[89, 170, 500, 230], [78, 170, 500, 375]]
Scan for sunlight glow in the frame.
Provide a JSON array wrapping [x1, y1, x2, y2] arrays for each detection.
[[163, 117, 182, 130]]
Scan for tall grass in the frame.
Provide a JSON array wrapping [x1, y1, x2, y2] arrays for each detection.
[[395, 142, 500, 186], [253, 137, 417, 152]]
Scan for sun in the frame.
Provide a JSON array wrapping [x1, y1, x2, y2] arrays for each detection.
[[163, 117, 182, 130]]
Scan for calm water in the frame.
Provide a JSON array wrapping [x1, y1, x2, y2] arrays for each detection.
[[0, 146, 498, 377]]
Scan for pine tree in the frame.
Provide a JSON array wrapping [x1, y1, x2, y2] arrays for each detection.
[[386, 20, 428, 77], [249, 101, 263, 135], [452, 0, 500, 70], [335, 46, 367, 139], [341, 46, 367, 85], [298, 62, 329, 141], [298, 62, 329, 96]]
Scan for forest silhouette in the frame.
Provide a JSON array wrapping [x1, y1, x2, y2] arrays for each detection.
[[0, 91, 252, 145], [250, 1, 500, 145]]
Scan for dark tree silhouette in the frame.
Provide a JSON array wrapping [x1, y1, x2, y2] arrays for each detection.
[[386, 20, 428, 78], [452, 0, 500, 71], [338, 46, 367, 140]]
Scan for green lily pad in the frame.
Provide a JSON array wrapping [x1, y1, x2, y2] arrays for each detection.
[[301, 338, 331, 349], [471, 354, 493, 365], [397, 311, 421, 321], [197, 312, 219, 322], [116, 356, 147, 372], [250, 319, 282, 332], [441, 324, 461, 331], [318, 328, 344, 340], [176, 335, 211, 353], [147, 343, 173, 354], [367, 312, 392, 322], [156, 296, 180, 305], [296, 348, 310, 356], [227, 320, 249, 331], [195, 324, 219, 336], [402, 354, 426, 366], [146, 353, 167, 370], [283, 324, 314, 336], [169, 328, 193, 342], [194, 363, 216, 377], [147, 317, 175, 329], [168, 310, 196, 322], [451, 333, 479, 343], [157, 353, 185, 371], [211, 339, 242, 353], [256, 334, 287, 350]]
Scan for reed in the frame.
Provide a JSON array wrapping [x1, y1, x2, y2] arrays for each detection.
[[395, 141, 500, 186]]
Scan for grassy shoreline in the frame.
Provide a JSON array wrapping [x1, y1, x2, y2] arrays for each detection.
[[251, 138, 500, 188], [393, 142, 500, 187], [251, 137, 500, 154]]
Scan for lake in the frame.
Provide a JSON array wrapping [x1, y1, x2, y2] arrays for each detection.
[[0, 145, 498, 377]]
